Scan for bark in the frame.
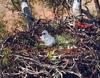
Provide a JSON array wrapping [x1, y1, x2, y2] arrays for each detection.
[[72, 0, 82, 19], [94, 0, 100, 19]]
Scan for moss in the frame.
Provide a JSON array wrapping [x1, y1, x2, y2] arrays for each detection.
[[55, 33, 76, 48], [1, 48, 11, 66], [0, 21, 8, 43]]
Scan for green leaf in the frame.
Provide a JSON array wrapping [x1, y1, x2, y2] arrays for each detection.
[[2, 57, 9, 66]]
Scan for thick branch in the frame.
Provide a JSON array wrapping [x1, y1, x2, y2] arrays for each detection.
[[94, 0, 100, 18]]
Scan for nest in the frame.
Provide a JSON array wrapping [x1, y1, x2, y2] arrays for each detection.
[[0, 16, 100, 78]]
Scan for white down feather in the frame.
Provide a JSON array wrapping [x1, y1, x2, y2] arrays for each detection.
[[40, 30, 55, 47]]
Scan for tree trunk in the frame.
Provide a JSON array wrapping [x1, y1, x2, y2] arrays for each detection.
[[72, 0, 82, 19], [94, 0, 100, 19]]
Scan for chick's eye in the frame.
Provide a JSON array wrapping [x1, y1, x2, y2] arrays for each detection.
[[42, 33, 46, 35]]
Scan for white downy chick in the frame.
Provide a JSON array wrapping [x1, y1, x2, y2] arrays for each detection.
[[40, 30, 55, 47]]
